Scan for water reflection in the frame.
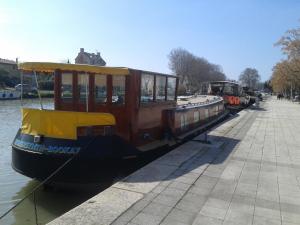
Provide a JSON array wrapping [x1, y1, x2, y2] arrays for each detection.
[[0, 99, 136, 225], [0, 99, 83, 225], [11, 180, 111, 225]]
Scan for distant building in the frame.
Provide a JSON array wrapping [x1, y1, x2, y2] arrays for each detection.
[[0, 58, 18, 75], [0, 58, 19, 88], [75, 48, 106, 66]]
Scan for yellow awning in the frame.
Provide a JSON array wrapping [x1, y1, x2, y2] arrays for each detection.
[[19, 62, 130, 75], [21, 108, 116, 140]]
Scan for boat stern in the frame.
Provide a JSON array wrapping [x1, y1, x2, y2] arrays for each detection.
[[11, 108, 120, 181]]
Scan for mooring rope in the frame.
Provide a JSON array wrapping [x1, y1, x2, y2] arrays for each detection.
[[0, 136, 97, 221], [33, 192, 38, 225], [0, 153, 76, 221]]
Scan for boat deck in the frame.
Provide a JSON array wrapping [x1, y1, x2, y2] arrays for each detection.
[[176, 95, 222, 108]]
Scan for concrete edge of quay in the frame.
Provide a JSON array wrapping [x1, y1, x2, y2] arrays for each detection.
[[47, 107, 253, 225]]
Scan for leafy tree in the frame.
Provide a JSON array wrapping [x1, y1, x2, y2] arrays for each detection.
[[271, 22, 300, 95], [0, 69, 20, 87], [271, 59, 300, 94], [239, 68, 261, 89]]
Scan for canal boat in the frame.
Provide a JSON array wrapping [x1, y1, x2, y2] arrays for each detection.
[[0, 89, 21, 100], [12, 62, 227, 183], [207, 81, 250, 110]]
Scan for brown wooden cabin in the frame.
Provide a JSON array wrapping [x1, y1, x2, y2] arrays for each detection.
[[52, 67, 178, 149], [20, 63, 224, 151]]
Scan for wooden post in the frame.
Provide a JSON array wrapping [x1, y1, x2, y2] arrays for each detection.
[[54, 69, 61, 110]]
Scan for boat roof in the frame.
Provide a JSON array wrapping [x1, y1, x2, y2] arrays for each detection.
[[210, 81, 239, 85], [19, 62, 130, 75], [18, 62, 177, 77]]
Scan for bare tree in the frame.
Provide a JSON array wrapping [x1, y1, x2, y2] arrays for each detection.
[[275, 27, 300, 60], [168, 48, 226, 93], [168, 48, 195, 87], [239, 68, 261, 89]]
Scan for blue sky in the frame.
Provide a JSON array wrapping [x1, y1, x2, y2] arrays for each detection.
[[0, 0, 299, 81]]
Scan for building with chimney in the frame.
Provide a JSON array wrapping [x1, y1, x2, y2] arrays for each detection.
[[75, 48, 106, 66]]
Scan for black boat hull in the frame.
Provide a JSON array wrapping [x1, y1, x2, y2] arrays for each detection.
[[11, 131, 140, 183], [11, 109, 229, 184]]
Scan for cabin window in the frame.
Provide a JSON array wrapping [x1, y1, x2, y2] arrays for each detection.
[[180, 115, 184, 129], [167, 77, 176, 101], [205, 108, 209, 119], [223, 84, 233, 95], [78, 74, 89, 103], [112, 76, 126, 105], [141, 73, 154, 103], [194, 111, 200, 123], [219, 104, 223, 111], [223, 83, 239, 96], [210, 83, 223, 95], [95, 75, 107, 103], [61, 73, 73, 100], [180, 114, 188, 130], [155, 75, 166, 101]]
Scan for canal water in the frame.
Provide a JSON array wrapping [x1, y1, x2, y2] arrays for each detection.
[[0, 99, 175, 225], [0, 99, 113, 225]]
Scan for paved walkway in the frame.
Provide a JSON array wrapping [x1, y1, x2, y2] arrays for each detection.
[[49, 98, 300, 225]]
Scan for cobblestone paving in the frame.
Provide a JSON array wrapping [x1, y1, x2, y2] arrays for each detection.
[[49, 98, 300, 225]]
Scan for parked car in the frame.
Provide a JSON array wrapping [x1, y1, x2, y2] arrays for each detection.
[[14, 84, 37, 93]]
